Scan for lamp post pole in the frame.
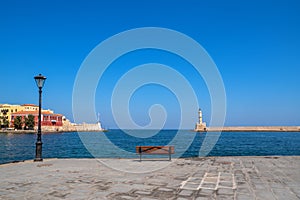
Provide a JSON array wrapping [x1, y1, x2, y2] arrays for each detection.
[[34, 74, 46, 162]]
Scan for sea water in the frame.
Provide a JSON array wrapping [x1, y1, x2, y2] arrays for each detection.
[[0, 130, 299, 164]]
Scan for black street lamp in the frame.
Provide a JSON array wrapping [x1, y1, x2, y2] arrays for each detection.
[[34, 74, 46, 162]]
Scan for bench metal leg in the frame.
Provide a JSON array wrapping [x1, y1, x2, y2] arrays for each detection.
[[169, 147, 171, 161], [139, 153, 142, 162]]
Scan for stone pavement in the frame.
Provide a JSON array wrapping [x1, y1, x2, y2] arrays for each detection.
[[0, 156, 299, 200]]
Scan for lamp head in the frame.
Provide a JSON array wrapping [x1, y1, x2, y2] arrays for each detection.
[[34, 74, 47, 88]]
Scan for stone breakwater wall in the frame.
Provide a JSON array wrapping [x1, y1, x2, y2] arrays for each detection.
[[195, 126, 300, 132], [63, 123, 103, 132], [41, 123, 103, 132], [0, 125, 103, 134]]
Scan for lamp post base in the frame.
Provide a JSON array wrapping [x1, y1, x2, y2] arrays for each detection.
[[34, 141, 43, 162]]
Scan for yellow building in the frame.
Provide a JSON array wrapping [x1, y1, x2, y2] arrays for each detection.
[[0, 104, 24, 126], [0, 103, 54, 127]]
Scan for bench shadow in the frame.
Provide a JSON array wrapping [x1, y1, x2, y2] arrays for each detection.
[[132, 159, 172, 162]]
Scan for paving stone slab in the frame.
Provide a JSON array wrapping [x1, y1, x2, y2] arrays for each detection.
[[141, 197, 158, 200], [134, 190, 153, 195], [195, 197, 212, 200], [217, 188, 234, 195], [197, 188, 215, 196], [254, 189, 276, 200], [216, 194, 234, 200], [272, 188, 299, 200], [178, 189, 194, 197], [236, 193, 254, 200], [140, 198, 159, 200], [157, 187, 174, 192]]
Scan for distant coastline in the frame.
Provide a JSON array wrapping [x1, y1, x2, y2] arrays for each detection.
[[0, 129, 104, 134], [1, 126, 300, 134], [195, 126, 300, 132]]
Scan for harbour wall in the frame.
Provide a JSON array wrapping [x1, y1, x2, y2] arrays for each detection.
[[0, 123, 104, 133], [195, 126, 300, 132], [42, 122, 103, 132]]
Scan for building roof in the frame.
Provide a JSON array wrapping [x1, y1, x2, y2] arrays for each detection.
[[11, 110, 62, 116], [22, 104, 38, 107], [0, 104, 21, 108]]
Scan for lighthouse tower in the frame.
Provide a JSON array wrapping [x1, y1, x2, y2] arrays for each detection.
[[198, 108, 203, 125], [195, 108, 206, 131]]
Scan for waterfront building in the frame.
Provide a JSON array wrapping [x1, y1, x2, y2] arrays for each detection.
[[0, 103, 58, 128], [195, 108, 207, 131], [1, 103, 104, 132], [11, 110, 63, 128]]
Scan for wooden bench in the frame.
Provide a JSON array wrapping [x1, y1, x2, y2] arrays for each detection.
[[136, 146, 175, 161]]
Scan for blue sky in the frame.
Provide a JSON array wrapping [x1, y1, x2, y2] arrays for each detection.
[[0, 0, 299, 128]]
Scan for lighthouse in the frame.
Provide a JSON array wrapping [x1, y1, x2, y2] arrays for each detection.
[[195, 108, 206, 131]]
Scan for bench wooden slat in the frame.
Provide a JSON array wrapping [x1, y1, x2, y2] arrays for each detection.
[[136, 146, 175, 161], [136, 146, 175, 154]]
